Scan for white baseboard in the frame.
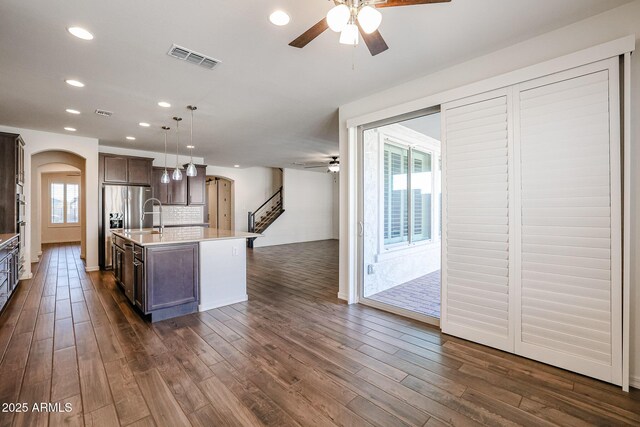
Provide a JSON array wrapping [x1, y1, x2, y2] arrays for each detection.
[[631, 375, 640, 390], [337, 291, 349, 302], [198, 295, 248, 312], [85, 266, 100, 272]]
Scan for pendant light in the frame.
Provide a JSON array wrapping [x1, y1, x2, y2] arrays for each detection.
[[172, 116, 183, 181], [186, 105, 197, 177], [160, 126, 171, 184]]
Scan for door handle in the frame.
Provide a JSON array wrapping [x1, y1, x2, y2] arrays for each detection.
[[358, 221, 364, 237]]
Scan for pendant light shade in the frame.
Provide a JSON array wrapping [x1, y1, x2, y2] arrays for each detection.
[[186, 161, 197, 177], [186, 105, 198, 177], [161, 126, 171, 184], [172, 117, 183, 181]]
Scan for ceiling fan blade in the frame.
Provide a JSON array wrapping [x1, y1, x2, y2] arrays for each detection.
[[304, 165, 328, 169], [376, 0, 450, 7], [357, 25, 389, 56], [289, 18, 329, 48]]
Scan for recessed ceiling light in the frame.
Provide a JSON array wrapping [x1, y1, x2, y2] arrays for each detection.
[[126, 136, 136, 141], [67, 27, 94, 40], [186, 145, 194, 149], [64, 127, 76, 132], [234, 164, 240, 168], [158, 101, 171, 108], [269, 11, 290, 26], [65, 79, 84, 88], [65, 109, 81, 114], [139, 122, 150, 127]]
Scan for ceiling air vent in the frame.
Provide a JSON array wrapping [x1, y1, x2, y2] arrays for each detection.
[[95, 109, 113, 117], [168, 44, 221, 70]]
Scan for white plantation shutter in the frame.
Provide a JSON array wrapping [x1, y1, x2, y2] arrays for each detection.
[[515, 62, 621, 384], [440, 58, 622, 385], [441, 90, 513, 351]]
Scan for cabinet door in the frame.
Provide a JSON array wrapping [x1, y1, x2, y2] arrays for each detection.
[[128, 158, 152, 185], [170, 176, 188, 205], [146, 243, 198, 311], [152, 168, 170, 204], [187, 166, 206, 205], [134, 259, 145, 311], [103, 156, 128, 183]]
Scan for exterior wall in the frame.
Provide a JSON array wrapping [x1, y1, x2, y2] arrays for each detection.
[[362, 124, 441, 297]]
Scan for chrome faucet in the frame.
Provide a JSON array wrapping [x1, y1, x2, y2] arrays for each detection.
[[141, 198, 164, 234]]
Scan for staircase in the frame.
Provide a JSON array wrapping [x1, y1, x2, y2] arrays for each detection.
[[247, 186, 284, 248]]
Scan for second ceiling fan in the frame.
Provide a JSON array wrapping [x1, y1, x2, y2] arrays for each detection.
[[289, 0, 450, 56]]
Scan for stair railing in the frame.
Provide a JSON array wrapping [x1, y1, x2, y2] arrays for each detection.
[[247, 186, 283, 248]]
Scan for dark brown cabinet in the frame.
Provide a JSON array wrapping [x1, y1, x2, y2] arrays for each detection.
[[145, 243, 198, 313], [152, 168, 170, 204], [151, 167, 187, 205], [103, 156, 128, 183], [0, 236, 20, 314], [186, 165, 207, 205], [170, 176, 188, 205], [0, 133, 24, 233], [100, 154, 153, 185], [128, 158, 153, 185]]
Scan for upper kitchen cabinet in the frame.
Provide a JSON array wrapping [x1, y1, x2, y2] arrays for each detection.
[[100, 153, 153, 185], [128, 158, 153, 185], [151, 167, 187, 205], [185, 165, 207, 205], [152, 168, 169, 204]]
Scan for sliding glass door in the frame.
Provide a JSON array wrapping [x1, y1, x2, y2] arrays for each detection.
[[359, 110, 442, 323]]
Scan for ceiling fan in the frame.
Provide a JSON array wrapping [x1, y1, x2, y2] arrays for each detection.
[[302, 156, 340, 173], [289, 0, 451, 56]]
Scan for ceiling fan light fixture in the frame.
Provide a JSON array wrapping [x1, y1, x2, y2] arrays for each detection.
[[328, 163, 340, 173], [327, 4, 350, 32], [357, 6, 382, 34], [339, 23, 359, 45]]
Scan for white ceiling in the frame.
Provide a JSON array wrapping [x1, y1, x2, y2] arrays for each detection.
[[0, 0, 631, 168]]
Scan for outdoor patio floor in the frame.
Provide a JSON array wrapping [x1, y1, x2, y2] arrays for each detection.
[[368, 269, 441, 318]]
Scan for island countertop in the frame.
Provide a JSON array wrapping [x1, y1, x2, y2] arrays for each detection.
[[112, 227, 261, 246]]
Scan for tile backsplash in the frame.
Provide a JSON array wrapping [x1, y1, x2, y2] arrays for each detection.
[[153, 205, 204, 226]]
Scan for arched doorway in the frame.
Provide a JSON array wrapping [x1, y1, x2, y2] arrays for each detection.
[[31, 151, 87, 262], [206, 176, 234, 230]]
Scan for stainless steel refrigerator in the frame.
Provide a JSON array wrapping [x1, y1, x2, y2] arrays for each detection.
[[103, 185, 153, 268]]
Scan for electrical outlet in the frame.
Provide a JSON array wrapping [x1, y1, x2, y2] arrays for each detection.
[[367, 264, 375, 275]]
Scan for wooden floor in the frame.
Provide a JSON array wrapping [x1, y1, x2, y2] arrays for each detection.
[[0, 241, 639, 427]]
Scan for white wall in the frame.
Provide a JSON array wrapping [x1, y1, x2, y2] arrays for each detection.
[[0, 125, 100, 274], [338, 1, 640, 386], [205, 165, 336, 248], [254, 168, 336, 248]]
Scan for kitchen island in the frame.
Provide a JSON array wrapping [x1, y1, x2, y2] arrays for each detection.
[[111, 227, 260, 321]]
